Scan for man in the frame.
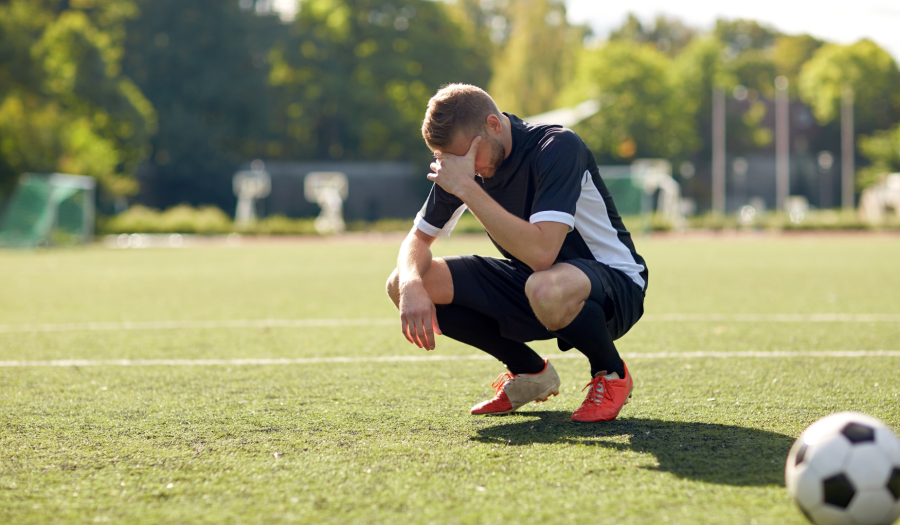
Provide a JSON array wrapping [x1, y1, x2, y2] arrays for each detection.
[[385, 84, 647, 422]]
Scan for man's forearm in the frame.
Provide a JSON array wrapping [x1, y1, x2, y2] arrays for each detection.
[[456, 180, 561, 271], [397, 230, 435, 288]]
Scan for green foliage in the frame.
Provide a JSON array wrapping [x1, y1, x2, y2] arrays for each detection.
[[0, 0, 155, 197], [772, 34, 824, 94], [798, 40, 900, 134], [858, 122, 900, 188], [266, 0, 489, 163], [247, 215, 319, 235], [120, 0, 284, 209], [608, 13, 696, 57], [727, 49, 778, 100], [670, 39, 728, 159], [560, 41, 697, 163], [488, 0, 583, 117], [714, 19, 780, 51], [100, 204, 233, 234], [685, 209, 894, 231], [99, 205, 327, 235]]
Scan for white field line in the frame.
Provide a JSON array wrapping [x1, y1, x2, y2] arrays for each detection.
[[1, 313, 899, 334], [0, 318, 396, 334], [643, 313, 900, 322], [0, 350, 898, 368]]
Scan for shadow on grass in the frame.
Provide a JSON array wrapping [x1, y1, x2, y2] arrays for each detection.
[[471, 411, 793, 486]]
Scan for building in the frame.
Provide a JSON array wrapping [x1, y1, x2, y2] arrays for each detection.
[[238, 161, 427, 221]]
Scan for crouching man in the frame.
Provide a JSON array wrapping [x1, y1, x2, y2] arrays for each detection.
[[386, 84, 648, 422]]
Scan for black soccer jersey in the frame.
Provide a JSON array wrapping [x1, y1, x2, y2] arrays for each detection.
[[415, 114, 648, 291]]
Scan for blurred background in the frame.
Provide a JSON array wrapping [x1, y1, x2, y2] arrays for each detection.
[[2, 0, 900, 246]]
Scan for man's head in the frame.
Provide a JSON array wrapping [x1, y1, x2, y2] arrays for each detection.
[[422, 84, 507, 178]]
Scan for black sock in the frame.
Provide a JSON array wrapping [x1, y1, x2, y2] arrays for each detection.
[[435, 304, 545, 375], [551, 299, 625, 378]]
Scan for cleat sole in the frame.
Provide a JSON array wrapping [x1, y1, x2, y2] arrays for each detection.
[[532, 387, 560, 405], [471, 408, 517, 416]]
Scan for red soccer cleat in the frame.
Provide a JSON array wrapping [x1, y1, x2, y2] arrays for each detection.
[[571, 362, 633, 422], [470, 359, 561, 415]]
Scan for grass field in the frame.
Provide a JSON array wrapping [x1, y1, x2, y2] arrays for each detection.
[[1, 233, 899, 524]]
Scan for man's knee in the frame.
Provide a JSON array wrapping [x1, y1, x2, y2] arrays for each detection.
[[525, 271, 571, 330], [525, 271, 564, 311], [386, 268, 400, 307], [525, 265, 590, 330]]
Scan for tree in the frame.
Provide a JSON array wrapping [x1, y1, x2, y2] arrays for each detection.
[[608, 13, 696, 57], [267, 0, 490, 163], [772, 34, 824, 94], [858, 123, 900, 188], [713, 19, 780, 53], [798, 39, 900, 135], [488, 0, 583, 117], [121, 0, 285, 210], [671, 38, 728, 157], [0, 0, 155, 199], [559, 41, 697, 164]]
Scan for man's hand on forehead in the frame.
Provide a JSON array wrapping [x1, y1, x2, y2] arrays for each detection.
[[427, 136, 481, 197]]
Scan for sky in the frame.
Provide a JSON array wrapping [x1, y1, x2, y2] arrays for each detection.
[[267, 0, 900, 60], [565, 0, 900, 59]]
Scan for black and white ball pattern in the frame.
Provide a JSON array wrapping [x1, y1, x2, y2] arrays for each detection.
[[786, 412, 900, 525]]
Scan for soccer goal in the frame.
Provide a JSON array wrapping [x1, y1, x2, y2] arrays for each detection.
[[0, 173, 96, 248], [599, 161, 687, 232]]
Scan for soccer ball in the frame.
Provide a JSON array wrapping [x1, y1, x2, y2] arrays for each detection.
[[786, 412, 900, 525]]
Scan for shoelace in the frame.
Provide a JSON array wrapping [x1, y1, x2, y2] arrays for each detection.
[[491, 372, 516, 395], [581, 376, 611, 406]]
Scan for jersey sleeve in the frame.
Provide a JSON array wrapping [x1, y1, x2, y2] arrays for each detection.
[[414, 183, 468, 238], [529, 130, 587, 231]]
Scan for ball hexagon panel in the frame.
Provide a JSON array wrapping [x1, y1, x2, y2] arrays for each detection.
[[844, 444, 894, 491], [846, 489, 895, 525], [795, 463, 825, 508], [823, 474, 855, 509], [806, 435, 853, 479], [842, 422, 876, 444]]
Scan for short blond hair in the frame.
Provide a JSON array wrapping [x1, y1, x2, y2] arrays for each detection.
[[421, 84, 501, 151]]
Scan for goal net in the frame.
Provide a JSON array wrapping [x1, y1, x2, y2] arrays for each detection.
[[0, 173, 96, 248]]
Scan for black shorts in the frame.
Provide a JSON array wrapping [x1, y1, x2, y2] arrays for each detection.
[[443, 255, 644, 345]]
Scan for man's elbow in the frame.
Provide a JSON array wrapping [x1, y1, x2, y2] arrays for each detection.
[[527, 252, 557, 273]]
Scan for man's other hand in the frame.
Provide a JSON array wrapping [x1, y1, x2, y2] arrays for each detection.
[[399, 281, 441, 350], [428, 136, 481, 197]]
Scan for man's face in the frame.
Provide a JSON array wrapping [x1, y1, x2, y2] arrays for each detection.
[[439, 128, 505, 178]]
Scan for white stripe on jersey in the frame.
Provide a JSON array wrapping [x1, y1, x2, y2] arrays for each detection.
[[573, 170, 646, 289], [415, 204, 467, 237], [529, 170, 645, 289]]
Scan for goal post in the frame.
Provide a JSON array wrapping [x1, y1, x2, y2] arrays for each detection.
[[0, 173, 96, 248]]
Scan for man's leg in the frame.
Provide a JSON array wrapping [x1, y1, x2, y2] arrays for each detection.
[[434, 304, 545, 374], [385, 260, 545, 374], [524, 263, 625, 379]]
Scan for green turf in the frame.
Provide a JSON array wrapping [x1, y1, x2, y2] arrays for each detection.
[[1, 235, 899, 524]]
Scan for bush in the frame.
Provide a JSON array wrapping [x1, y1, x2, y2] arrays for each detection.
[[100, 204, 232, 234], [347, 211, 487, 234], [241, 215, 318, 235], [347, 218, 415, 233], [684, 209, 900, 232], [99, 204, 900, 237]]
